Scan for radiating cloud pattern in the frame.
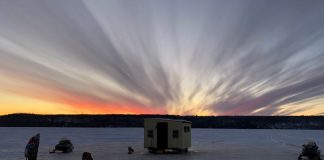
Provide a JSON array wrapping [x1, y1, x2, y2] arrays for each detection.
[[1, 0, 324, 115]]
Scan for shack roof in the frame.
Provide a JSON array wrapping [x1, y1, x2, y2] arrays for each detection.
[[145, 118, 191, 124]]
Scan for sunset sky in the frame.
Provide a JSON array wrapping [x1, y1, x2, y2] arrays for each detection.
[[1, 0, 324, 116]]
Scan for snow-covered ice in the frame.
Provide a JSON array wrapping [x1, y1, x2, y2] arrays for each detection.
[[0, 127, 323, 160]]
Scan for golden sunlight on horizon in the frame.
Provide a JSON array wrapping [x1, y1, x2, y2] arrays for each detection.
[[1, 90, 323, 116], [0, 91, 168, 115]]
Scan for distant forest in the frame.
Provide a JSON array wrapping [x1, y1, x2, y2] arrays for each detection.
[[1, 114, 324, 129]]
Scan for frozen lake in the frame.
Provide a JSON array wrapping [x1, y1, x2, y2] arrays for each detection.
[[0, 128, 323, 160]]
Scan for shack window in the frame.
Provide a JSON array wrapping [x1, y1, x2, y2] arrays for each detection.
[[173, 130, 179, 138], [148, 130, 153, 138], [184, 126, 190, 133]]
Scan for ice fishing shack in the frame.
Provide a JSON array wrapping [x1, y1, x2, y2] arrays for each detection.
[[144, 118, 191, 153]]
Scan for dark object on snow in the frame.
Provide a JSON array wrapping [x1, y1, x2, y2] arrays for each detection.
[[128, 146, 134, 154], [55, 138, 74, 153], [298, 141, 321, 160], [50, 138, 74, 153], [82, 152, 93, 160], [25, 133, 40, 160]]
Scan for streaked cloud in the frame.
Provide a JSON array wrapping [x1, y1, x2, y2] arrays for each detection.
[[0, 0, 324, 115]]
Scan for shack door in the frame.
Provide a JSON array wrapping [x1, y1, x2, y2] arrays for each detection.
[[156, 122, 168, 149]]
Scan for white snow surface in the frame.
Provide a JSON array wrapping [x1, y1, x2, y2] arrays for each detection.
[[0, 128, 323, 160]]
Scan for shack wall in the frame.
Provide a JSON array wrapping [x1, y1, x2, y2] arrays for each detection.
[[144, 118, 191, 150]]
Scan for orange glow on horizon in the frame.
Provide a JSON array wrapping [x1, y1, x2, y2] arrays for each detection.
[[0, 91, 167, 115], [1, 91, 323, 116]]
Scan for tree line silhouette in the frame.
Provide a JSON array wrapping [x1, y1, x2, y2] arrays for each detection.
[[0, 114, 324, 129]]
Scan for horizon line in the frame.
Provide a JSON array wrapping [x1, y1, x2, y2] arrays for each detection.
[[1, 113, 323, 117]]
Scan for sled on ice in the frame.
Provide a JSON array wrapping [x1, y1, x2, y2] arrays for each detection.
[[50, 138, 74, 153]]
